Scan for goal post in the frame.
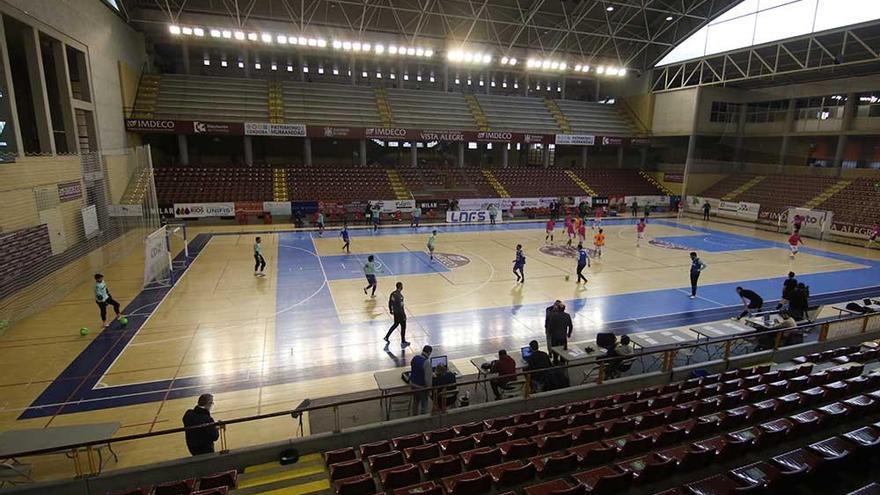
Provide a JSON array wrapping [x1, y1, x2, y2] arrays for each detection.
[[778, 207, 834, 240], [143, 226, 172, 288]]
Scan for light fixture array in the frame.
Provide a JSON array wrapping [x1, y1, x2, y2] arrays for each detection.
[[526, 58, 568, 71], [447, 50, 492, 64]]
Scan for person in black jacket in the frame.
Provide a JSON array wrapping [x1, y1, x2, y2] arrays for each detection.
[[524, 340, 553, 391], [182, 394, 219, 456], [547, 303, 574, 364], [788, 283, 810, 320]]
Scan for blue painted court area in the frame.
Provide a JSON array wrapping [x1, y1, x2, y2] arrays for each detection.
[[651, 233, 778, 252], [321, 251, 448, 281], [19, 220, 880, 418]]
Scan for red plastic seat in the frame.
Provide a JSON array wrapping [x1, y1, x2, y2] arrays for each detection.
[[154, 478, 196, 495], [420, 455, 461, 480], [442, 470, 492, 495], [197, 471, 237, 491], [335, 474, 375, 495], [378, 463, 421, 490]]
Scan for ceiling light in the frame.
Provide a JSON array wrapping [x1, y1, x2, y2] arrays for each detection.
[[376, 72, 382, 78], [501, 56, 509, 65], [298, 36, 307, 45], [542, 60, 551, 69], [416, 74, 422, 81], [238, 61, 244, 68], [482, 54, 492, 64], [597, 66, 605, 74], [404, 74, 410, 81], [287, 65, 293, 72], [220, 60, 228, 67], [270, 63, 277, 71], [353, 42, 362, 51], [502, 81, 507, 88], [479, 80, 484, 86], [193, 28, 204, 37], [606, 6, 614, 11], [425, 49, 434, 57], [514, 82, 519, 89], [333, 68, 339, 75], [234, 31, 245, 40], [362, 43, 371, 52], [308, 38, 318, 47], [254, 62, 261, 70], [332, 40, 343, 49], [390, 73, 396, 79], [666, 16, 673, 21], [455, 78, 460, 84], [618, 68, 627, 77], [203, 58, 210, 66], [317, 39, 327, 47], [407, 47, 416, 56], [277, 35, 288, 44], [247, 32, 258, 41], [375, 44, 385, 54], [343, 41, 352, 50], [491, 81, 496, 87], [550, 61, 559, 70], [416, 48, 424, 57], [303, 66, 309, 73], [261, 33, 272, 43], [210, 29, 221, 38], [318, 67, 324, 74], [509, 58, 517, 65], [429, 75, 435, 82], [222, 30, 232, 39], [362, 71, 368, 77], [169, 25, 181, 35], [181, 26, 193, 35], [575, 64, 582, 71]]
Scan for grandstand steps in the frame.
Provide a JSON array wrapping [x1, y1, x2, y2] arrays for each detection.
[[564, 170, 597, 196], [544, 98, 572, 134], [638, 170, 675, 195], [464, 94, 490, 131], [374, 88, 395, 127], [131, 74, 161, 118], [807, 178, 852, 209], [273, 168, 289, 201], [617, 101, 650, 136], [268, 81, 285, 124], [482, 169, 510, 197], [119, 167, 151, 204], [723, 175, 766, 201], [386, 169, 410, 200], [234, 453, 330, 495]]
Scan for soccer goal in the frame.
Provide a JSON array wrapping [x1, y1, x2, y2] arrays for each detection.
[[778, 207, 834, 240]]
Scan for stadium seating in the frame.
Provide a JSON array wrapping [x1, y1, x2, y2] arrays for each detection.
[[555, 101, 637, 136], [152, 75, 269, 122], [387, 89, 477, 130], [698, 174, 758, 200], [735, 175, 836, 219], [575, 169, 668, 196], [288, 167, 395, 201], [815, 178, 880, 227], [283, 82, 383, 127], [491, 169, 588, 197], [154, 167, 273, 203], [476, 95, 560, 133]]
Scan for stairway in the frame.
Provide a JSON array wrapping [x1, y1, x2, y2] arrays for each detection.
[[464, 94, 490, 131], [564, 170, 597, 196], [131, 74, 161, 118], [482, 170, 510, 198], [374, 88, 395, 127], [544, 99, 572, 134], [723, 176, 766, 201], [807, 178, 852, 209], [386, 169, 410, 200], [638, 170, 675, 196], [268, 81, 285, 124], [273, 168, 289, 201], [233, 453, 329, 495], [119, 167, 151, 204]]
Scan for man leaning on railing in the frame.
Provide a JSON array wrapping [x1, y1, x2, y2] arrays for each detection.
[[183, 394, 220, 456]]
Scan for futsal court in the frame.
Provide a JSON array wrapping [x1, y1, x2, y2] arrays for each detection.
[[2, 217, 879, 472]]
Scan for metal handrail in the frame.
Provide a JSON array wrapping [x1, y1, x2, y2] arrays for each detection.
[[2, 311, 874, 462]]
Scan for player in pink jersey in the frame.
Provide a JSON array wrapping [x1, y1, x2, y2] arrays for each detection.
[[788, 232, 804, 258], [577, 222, 587, 244], [636, 218, 647, 247], [545, 218, 556, 243], [868, 223, 879, 248], [565, 215, 575, 246], [593, 206, 604, 229]]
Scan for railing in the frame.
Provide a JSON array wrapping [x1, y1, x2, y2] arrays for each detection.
[[4, 309, 878, 481]]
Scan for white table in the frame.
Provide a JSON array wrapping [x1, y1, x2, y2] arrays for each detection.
[[374, 364, 461, 419], [745, 315, 784, 331], [691, 320, 756, 358], [832, 300, 880, 317], [0, 422, 121, 475], [470, 354, 528, 399]]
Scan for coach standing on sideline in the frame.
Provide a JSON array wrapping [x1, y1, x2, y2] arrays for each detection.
[[384, 282, 409, 348], [688, 252, 707, 299], [547, 303, 573, 364], [183, 394, 219, 456]]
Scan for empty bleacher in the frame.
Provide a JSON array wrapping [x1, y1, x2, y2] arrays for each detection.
[[698, 174, 758, 200], [736, 175, 837, 219], [151, 74, 269, 122], [288, 167, 394, 201], [387, 89, 477, 130], [816, 178, 880, 227], [576, 169, 668, 197], [555, 101, 637, 136], [283, 82, 383, 127], [476, 95, 559, 134], [491, 169, 587, 197], [154, 167, 273, 203]]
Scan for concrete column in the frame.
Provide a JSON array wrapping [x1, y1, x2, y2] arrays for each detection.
[[443, 62, 449, 92], [181, 42, 190, 74], [542, 145, 550, 168], [457, 141, 465, 167], [243, 136, 253, 166], [0, 18, 25, 154], [359, 138, 367, 167], [560, 77, 566, 99], [595, 79, 601, 102], [617, 146, 624, 168], [399, 62, 405, 89], [832, 92, 858, 172], [351, 57, 357, 86], [733, 102, 747, 163], [484, 69, 490, 95], [524, 74, 530, 97], [242, 50, 250, 78], [23, 27, 55, 155], [54, 42, 79, 153], [580, 146, 588, 169], [299, 53, 306, 82], [640, 147, 648, 168], [778, 98, 795, 171], [410, 141, 418, 167], [304, 137, 312, 166], [501, 144, 509, 168], [682, 87, 703, 199], [177, 134, 189, 166]]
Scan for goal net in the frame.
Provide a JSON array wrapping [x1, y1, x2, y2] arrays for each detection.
[[778, 207, 834, 240]]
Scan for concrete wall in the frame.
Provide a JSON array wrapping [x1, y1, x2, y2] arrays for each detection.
[[1, 0, 146, 151], [0, 155, 82, 232], [651, 88, 698, 136]]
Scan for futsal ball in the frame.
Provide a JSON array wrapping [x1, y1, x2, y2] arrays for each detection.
[[565, 275, 570, 281], [79, 327, 89, 336], [119, 316, 128, 326]]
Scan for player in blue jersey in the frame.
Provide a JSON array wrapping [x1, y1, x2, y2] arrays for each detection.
[[576, 243, 590, 284], [513, 244, 526, 283], [340, 224, 351, 253]]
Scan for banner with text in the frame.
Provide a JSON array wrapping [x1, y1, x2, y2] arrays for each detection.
[[143, 226, 169, 285], [126, 119, 244, 135], [369, 199, 416, 213], [263, 201, 292, 216], [830, 221, 876, 240], [446, 210, 501, 224], [173, 202, 235, 218], [686, 196, 721, 214], [718, 200, 761, 222], [245, 122, 306, 137], [624, 195, 670, 207], [555, 134, 596, 146]]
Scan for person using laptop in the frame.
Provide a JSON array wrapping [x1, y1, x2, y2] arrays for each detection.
[[409, 345, 433, 415], [487, 350, 517, 400], [523, 340, 552, 391], [433, 364, 457, 408]]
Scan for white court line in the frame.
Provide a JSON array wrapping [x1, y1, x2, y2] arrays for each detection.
[[274, 241, 329, 316], [308, 234, 340, 319], [94, 236, 215, 388]]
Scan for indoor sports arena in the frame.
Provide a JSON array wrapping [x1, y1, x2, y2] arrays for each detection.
[[1, 0, 880, 494]]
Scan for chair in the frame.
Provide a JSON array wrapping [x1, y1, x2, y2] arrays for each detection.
[[676, 446, 715, 471], [440, 436, 475, 455], [573, 466, 633, 493], [530, 452, 578, 478], [475, 429, 509, 448], [461, 447, 503, 470], [379, 464, 421, 490], [369, 450, 405, 472], [537, 432, 573, 453], [685, 474, 741, 495], [360, 440, 391, 459], [453, 421, 484, 436], [442, 471, 492, 495], [393, 434, 425, 451], [523, 479, 580, 495], [197, 471, 237, 492], [540, 417, 569, 434], [574, 444, 617, 467], [614, 434, 653, 458], [420, 455, 461, 480], [0, 461, 33, 488], [500, 439, 539, 459], [192, 489, 227, 495], [843, 426, 880, 453], [729, 461, 782, 492], [627, 454, 676, 485], [405, 443, 440, 463], [488, 461, 537, 487], [105, 489, 149, 495], [154, 478, 196, 495], [325, 447, 357, 466], [499, 380, 526, 399], [335, 474, 376, 495], [570, 425, 603, 446], [392, 482, 443, 495], [329, 460, 365, 481], [424, 427, 455, 444], [848, 483, 880, 495], [808, 436, 856, 466], [771, 448, 821, 481]]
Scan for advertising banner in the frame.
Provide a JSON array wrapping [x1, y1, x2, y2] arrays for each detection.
[[591, 197, 610, 207], [57, 180, 83, 202], [245, 122, 306, 137], [173, 202, 235, 218], [686, 196, 720, 213], [263, 201, 292, 216], [365, 127, 414, 139], [624, 195, 669, 207], [369, 199, 416, 213], [717, 200, 760, 222], [418, 130, 465, 142], [446, 210, 501, 224], [830, 222, 875, 240], [234, 201, 265, 214], [788, 208, 833, 238], [307, 126, 364, 139], [663, 173, 684, 183], [125, 119, 244, 135], [143, 226, 169, 285], [555, 134, 596, 146]]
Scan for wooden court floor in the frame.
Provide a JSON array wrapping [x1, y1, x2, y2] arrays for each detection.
[[1, 217, 879, 480]]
